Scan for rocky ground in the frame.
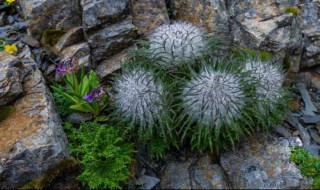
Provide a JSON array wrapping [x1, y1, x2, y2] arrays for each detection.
[[1, 0, 320, 189]]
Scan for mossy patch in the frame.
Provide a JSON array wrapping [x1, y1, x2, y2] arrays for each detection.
[[41, 29, 66, 47], [290, 147, 320, 189], [284, 7, 301, 16], [21, 157, 81, 189], [0, 106, 14, 122]]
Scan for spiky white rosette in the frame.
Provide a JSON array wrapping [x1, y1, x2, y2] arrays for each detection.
[[182, 67, 246, 126], [114, 69, 164, 125], [244, 61, 284, 104], [148, 22, 207, 67]]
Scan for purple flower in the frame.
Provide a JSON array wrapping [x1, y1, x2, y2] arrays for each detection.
[[83, 91, 94, 103], [56, 58, 77, 75], [83, 87, 107, 103]]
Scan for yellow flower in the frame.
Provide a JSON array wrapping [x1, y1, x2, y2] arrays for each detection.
[[6, 0, 15, 4], [5, 44, 17, 54]]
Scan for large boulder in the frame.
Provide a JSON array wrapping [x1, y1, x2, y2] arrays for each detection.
[[0, 52, 69, 188], [17, 0, 81, 40], [0, 53, 23, 106], [220, 135, 310, 189]]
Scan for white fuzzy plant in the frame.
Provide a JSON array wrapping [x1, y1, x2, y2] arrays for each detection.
[[113, 69, 164, 126], [182, 67, 246, 127], [148, 22, 207, 68], [243, 61, 285, 112]]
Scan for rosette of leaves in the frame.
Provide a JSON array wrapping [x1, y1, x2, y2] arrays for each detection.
[[177, 61, 256, 152], [148, 22, 208, 68], [243, 60, 289, 126], [112, 68, 175, 146]]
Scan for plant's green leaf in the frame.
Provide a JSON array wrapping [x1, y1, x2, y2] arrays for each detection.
[[95, 115, 108, 122]]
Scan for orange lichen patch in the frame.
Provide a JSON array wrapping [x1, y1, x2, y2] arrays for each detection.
[[0, 93, 45, 156], [290, 98, 301, 112]]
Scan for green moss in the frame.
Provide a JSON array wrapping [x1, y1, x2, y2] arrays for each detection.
[[41, 29, 66, 47], [260, 50, 271, 62], [283, 57, 291, 72], [52, 84, 74, 117], [21, 157, 80, 189], [0, 106, 14, 122], [290, 147, 320, 189], [284, 7, 301, 16]]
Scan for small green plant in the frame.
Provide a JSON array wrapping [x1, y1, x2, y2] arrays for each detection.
[[64, 122, 135, 189], [52, 84, 73, 117], [291, 147, 320, 189], [284, 7, 301, 16], [52, 58, 108, 120]]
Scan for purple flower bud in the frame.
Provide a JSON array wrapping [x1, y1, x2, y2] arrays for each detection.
[[82, 87, 107, 103], [56, 58, 76, 75]]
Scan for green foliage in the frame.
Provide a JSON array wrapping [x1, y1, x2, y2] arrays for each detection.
[[0, 38, 6, 51], [0, 105, 14, 122], [64, 122, 135, 189], [52, 63, 108, 119], [284, 7, 301, 16], [291, 147, 320, 189], [52, 84, 73, 117]]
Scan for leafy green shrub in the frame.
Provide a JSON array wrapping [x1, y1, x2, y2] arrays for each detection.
[[52, 84, 73, 117], [52, 59, 108, 120], [64, 122, 135, 189], [291, 147, 320, 189]]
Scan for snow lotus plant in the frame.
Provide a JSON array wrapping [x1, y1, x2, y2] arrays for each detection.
[[148, 22, 209, 68], [111, 21, 290, 154], [52, 59, 108, 120], [112, 68, 175, 145]]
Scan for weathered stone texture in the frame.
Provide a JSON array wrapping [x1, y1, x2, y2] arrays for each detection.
[[18, 0, 81, 40], [88, 18, 137, 63], [0, 53, 23, 106], [131, 0, 169, 35], [0, 52, 69, 189], [220, 135, 310, 189], [81, 0, 130, 30]]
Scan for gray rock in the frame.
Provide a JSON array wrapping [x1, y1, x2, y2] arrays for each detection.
[[141, 175, 160, 189], [65, 112, 93, 124], [160, 161, 192, 189], [303, 116, 320, 124], [21, 35, 40, 47], [220, 135, 310, 189], [169, 0, 230, 36], [0, 52, 23, 106], [273, 125, 292, 138], [131, 0, 169, 35], [297, 122, 311, 146], [297, 83, 317, 116], [309, 129, 320, 145], [87, 18, 137, 63], [191, 155, 231, 189], [0, 56, 69, 188], [81, 0, 130, 30], [95, 46, 135, 80], [53, 27, 84, 54], [17, 0, 81, 40], [59, 42, 91, 67]]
